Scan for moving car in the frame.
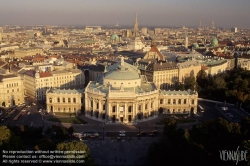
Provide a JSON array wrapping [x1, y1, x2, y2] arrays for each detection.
[[119, 130, 126, 134]]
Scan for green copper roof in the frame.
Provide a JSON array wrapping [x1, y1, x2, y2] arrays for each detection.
[[105, 67, 140, 80], [211, 38, 218, 47], [110, 34, 119, 40]]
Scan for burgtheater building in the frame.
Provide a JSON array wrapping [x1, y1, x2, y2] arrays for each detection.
[[84, 57, 198, 124]]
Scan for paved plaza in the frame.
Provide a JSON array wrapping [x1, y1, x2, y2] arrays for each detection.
[[86, 137, 161, 166]]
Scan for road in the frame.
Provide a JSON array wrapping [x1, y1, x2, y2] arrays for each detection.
[[1, 100, 245, 134]]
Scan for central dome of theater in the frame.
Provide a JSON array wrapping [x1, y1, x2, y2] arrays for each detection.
[[103, 57, 142, 87], [105, 65, 140, 80]]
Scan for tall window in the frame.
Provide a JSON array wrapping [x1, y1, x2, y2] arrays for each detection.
[[145, 104, 148, 109], [63, 98, 65, 103], [128, 106, 132, 112], [68, 98, 71, 103], [96, 103, 99, 109], [138, 105, 141, 110], [103, 104, 105, 110], [178, 99, 181, 104], [57, 98, 60, 103], [184, 99, 187, 104], [192, 100, 194, 104], [49, 98, 52, 103], [73, 98, 76, 103], [173, 99, 176, 104], [168, 99, 171, 104], [112, 106, 116, 112], [160, 99, 163, 104]]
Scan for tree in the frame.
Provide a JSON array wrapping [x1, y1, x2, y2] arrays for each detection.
[[0, 126, 24, 151], [214, 76, 226, 90], [184, 76, 197, 91], [68, 126, 75, 137], [56, 140, 94, 166], [196, 70, 208, 89], [163, 119, 177, 139], [240, 140, 250, 166], [175, 83, 185, 91], [34, 138, 55, 151]]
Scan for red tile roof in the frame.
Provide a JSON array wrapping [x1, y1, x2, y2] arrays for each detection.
[[39, 71, 52, 77]]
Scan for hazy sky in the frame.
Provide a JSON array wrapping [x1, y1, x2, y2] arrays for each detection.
[[0, 0, 249, 28]]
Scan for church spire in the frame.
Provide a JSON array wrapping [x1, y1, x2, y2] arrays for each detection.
[[133, 13, 139, 37]]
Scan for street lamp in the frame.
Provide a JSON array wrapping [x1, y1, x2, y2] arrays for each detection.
[[42, 113, 44, 129], [103, 122, 105, 139]]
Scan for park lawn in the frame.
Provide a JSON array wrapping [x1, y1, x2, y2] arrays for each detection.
[[47, 117, 88, 124], [155, 118, 196, 125], [54, 112, 76, 117]]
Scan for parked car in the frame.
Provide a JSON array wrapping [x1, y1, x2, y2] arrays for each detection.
[[149, 133, 155, 137], [152, 130, 158, 134], [226, 113, 234, 118], [119, 133, 126, 137]]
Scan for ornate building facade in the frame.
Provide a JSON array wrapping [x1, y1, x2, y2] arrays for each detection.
[[0, 73, 25, 107], [84, 57, 198, 124], [24, 68, 85, 101], [46, 88, 83, 114]]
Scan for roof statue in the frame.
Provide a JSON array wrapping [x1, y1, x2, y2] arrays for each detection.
[[120, 56, 124, 66]]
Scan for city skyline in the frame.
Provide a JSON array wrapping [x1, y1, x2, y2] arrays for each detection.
[[0, 0, 250, 28]]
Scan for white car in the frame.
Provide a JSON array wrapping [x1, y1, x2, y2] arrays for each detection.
[[119, 130, 126, 134], [226, 113, 233, 118], [119, 133, 126, 137]]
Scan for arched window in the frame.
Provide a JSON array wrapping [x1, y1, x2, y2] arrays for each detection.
[[73, 98, 76, 103], [57, 98, 60, 103]]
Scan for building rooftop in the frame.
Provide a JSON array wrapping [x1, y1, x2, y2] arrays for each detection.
[[0, 74, 19, 82], [47, 88, 84, 94], [86, 81, 157, 96], [160, 90, 191, 95]]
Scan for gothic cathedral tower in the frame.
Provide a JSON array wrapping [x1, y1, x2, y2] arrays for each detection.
[[133, 13, 139, 37]]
